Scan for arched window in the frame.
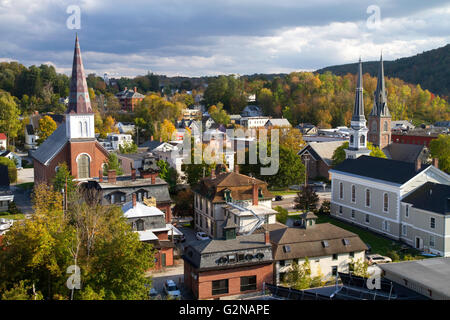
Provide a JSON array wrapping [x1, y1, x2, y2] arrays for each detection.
[[365, 189, 371, 207], [339, 182, 343, 199], [350, 135, 354, 144], [84, 121, 88, 137], [351, 185, 356, 203], [79, 121, 83, 136], [383, 121, 388, 132], [383, 193, 389, 212], [77, 154, 90, 179], [360, 135, 365, 145]]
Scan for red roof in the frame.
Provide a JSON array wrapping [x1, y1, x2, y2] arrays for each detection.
[[0, 133, 6, 140]]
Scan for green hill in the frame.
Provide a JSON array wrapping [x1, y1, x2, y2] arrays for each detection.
[[316, 44, 450, 98]]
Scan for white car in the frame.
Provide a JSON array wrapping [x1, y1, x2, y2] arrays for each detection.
[[366, 254, 392, 265], [163, 280, 181, 299], [196, 231, 210, 241]]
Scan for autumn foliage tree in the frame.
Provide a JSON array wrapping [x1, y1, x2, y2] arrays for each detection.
[[37, 115, 57, 143]]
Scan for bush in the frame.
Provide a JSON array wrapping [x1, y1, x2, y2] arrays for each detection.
[[274, 206, 289, 224], [8, 201, 21, 215], [386, 250, 400, 262], [319, 200, 330, 214], [0, 158, 17, 183]]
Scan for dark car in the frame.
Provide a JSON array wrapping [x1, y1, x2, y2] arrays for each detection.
[[275, 195, 283, 201], [365, 243, 372, 253]]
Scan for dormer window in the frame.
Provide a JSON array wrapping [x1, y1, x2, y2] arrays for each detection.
[[258, 187, 263, 199], [224, 189, 232, 202]]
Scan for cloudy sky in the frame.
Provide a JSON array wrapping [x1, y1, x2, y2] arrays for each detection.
[[0, 0, 449, 77]]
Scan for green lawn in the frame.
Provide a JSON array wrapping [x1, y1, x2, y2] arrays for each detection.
[[0, 213, 25, 220], [269, 189, 299, 196], [16, 182, 34, 190], [289, 213, 426, 262]]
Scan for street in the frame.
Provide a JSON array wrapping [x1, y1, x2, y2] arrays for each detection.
[[272, 188, 331, 212]]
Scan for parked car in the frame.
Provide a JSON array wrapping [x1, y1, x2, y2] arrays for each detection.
[[274, 195, 283, 201], [195, 231, 210, 241], [366, 254, 392, 265], [293, 220, 302, 227], [163, 280, 181, 299], [149, 287, 160, 298]]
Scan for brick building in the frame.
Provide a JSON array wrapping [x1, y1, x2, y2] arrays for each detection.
[[368, 55, 391, 150], [123, 193, 182, 270], [297, 141, 345, 180], [115, 87, 145, 112], [183, 228, 273, 300], [391, 132, 440, 148], [32, 35, 108, 184]]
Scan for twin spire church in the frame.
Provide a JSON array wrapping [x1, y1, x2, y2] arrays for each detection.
[[33, 35, 109, 184], [345, 56, 392, 159]]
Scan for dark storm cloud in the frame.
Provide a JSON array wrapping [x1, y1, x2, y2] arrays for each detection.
[[0, 0, 449, 76]]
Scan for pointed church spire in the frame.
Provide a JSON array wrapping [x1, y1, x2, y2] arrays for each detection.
[[67, 35, 92, 114], [370, 54, 390, 117], [352, 58, 365, 122]]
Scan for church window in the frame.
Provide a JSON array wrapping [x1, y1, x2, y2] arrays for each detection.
[[383, 121, 388, 132], [360, 135, 365, 145], [77, 154, 90, 179], [350, 135, 354, 144], [80, 121, 83, 136], [84, 121, 89, 136]]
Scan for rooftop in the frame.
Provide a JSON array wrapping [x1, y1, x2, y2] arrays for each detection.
[[122, 201, 164, 219], [402, 182, 450, 215], [380, 257, 450, 299], [331, 155, 430, 185]]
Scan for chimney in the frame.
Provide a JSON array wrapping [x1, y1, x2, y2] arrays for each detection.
[[159, 137, 162, 143], [211, 168, 216, 179], [134, 87, 137, 93], [234, 164, 239, 174], [415, 158, 422, 172], [124, 87, 127, 91], [99, 169, 103, 182], [108, 170, 117, 184], [151, 173, 157, 184], [265, 230, 270, 245], [252, 183, 258, 206], [150, 135, 154, 141], [131, 168, 136, 181], [132, 193, 137, 208], [432, 158, 439, 168]]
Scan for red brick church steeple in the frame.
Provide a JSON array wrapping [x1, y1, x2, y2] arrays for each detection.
[[68, 35, 93, 114]]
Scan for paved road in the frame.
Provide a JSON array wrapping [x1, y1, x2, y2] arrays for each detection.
[[272, 189, 331, 212]]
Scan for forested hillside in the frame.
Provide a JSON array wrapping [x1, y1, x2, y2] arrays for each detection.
[[316, 44, 450, 98]]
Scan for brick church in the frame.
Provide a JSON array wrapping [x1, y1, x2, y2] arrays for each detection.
[[33, 35, 109, 184]]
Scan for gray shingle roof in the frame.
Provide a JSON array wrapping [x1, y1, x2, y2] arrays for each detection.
[[31, 122, 68, 165], [299, 141, 346, 166], [331, 155, 429, 185], [402, 182, 450, 215]]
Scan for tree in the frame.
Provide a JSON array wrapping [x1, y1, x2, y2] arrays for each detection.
[[278, 127, 305, 153], [208, 103, 230, 125], [274, 206, 288, 224], [52, 162, 76, 196], [0, 91, 21, 147], [156, 160, 178, 192], [37, 115, 57, 143], [284, 258, 325, 290], [173, 189, 194, 217], [0, 157, 17, 183], [331, 141, 386, 166], [159, 119, 176, 142], [429, 134, 450, 173], [103, 153, 124, 176], [241, 144, 305, 189], [349, 258, 370, 278], [319, 200, 331, 214], [0, 187, 154, 300], [119, 141, 138, 154], [294, 185, 319, 212]]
